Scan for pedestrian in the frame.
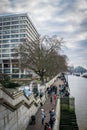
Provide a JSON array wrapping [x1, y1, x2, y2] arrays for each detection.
[[53, 94, 56, 105], [49, 108, 55, 128], [50, 96, 52, 104], [44, 122, 49, 130], [41, 109, 46, 125]]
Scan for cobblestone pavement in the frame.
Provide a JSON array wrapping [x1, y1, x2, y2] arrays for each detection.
[[26, 79, 63, 130]]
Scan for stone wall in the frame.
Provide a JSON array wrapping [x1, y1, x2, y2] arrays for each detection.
[[0, 103, 39, 130], [0, 74, 59, 130]]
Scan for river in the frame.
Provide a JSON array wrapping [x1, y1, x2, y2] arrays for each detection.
[[68, 75, 87, 130]]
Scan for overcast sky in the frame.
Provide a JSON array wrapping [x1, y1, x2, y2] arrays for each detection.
[[0, 0, 87, 68]]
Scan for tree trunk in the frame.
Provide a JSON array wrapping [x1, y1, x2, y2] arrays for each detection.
[[40, 75, 44, 84]]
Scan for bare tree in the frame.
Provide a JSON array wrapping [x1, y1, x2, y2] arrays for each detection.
[[17, 35, 68, 83]]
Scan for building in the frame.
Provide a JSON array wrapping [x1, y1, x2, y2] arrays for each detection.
[[0, 13, 39, 78]]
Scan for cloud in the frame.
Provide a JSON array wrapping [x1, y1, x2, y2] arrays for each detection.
[[0, 0, 87, 68]]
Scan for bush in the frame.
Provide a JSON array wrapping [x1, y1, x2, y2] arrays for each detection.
[[5, 82, 20, 88]]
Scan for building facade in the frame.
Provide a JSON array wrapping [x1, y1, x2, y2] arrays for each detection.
[[0, 13, 39, 78]]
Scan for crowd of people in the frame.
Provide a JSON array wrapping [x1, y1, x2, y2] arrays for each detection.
[[30, 73, 70, 130]]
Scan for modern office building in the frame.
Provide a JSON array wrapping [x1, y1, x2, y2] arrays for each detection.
[[0, 13, 39, 78]]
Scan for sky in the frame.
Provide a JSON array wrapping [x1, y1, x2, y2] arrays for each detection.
[[0, 0, 87, 69]]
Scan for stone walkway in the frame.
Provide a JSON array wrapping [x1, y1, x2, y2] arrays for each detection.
[[26, 79, 63, 130]]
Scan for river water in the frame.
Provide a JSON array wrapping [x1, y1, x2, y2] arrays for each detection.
[[68, 75, 87, 130]]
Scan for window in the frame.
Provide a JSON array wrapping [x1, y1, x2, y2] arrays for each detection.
[[3, 40, 10, 43], [11, 49, 16, 52], [4, 69, 10, 73], [3, 17, 10, 21], [11, 34, 19, 38], [4, 64, 10, 68], [11, 30, 19, 33], [11, 21, 19, 24], [20, 20, 26, 24], [3, 30, 10, 34], [10, 44, 18, 47], [2, 44, 10, 48], [12, 74, 19, 78], [0, 23, 2, 26], [12, 69, 19, 73], [2, 49, 9, 53], [11, 53, 18, 57], [11, 25, 19, 29], [11, 39, 19, 42], [11, 17, 18, 20], [3, 35, 10, 38], [0, 18, 2, 22], [20, 34, 26, 37], [2, 54, 9, 57], [3, 26, 10, 30], [20, 25, 26, 28], [3, 22, 10, 25], [20, 29, 26, 33]]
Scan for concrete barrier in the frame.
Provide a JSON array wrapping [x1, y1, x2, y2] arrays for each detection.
[[53, 98, 60, 130]]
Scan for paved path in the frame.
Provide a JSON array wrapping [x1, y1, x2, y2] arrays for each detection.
[[26, 78, 63, 130]]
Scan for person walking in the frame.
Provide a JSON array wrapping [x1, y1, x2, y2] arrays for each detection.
[[50, 95, 52, 104], [53, 94, 57, 105], [41, 109, 46, 125]]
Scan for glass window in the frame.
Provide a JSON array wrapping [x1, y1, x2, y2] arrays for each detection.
[[0, 23, 2, 26], [3, 17, 10, 21], [0, 27, 2, 30], [11, 53, 18, 57], [0, 18, 2, 22], [0, 69, 2, 73], [11, 25, 19, 29], [3, 26, 10, 30], [3, 22, 10, 25], [10, 44, 18, 47], [20, 38, 26, 42], [20, 25, 26, 28], [11, 49, 16, 52], [11, 30, 19, 33], [20, 20, 26, 24], [12, 69, 19, 73], [20, 34, 26, 37], [4, 69, 10, 73], [3, 35, 10, 38], [3, 30, 10, 34], [12, 74, 19, 78], [2, 49, 9, 53], [11, 17, 18, 20], [3, 40, 10, 43], [3, 60, 10, 63], [11, 39, 19, 42], [20, 16, 26, 19], [20, 29, 26, 33], [2, 54, 9, 57], [11, 34, 19, 38], [11, 21, 19, 24], [4, 64, 10, 68], [2, 44, 10, 48]]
